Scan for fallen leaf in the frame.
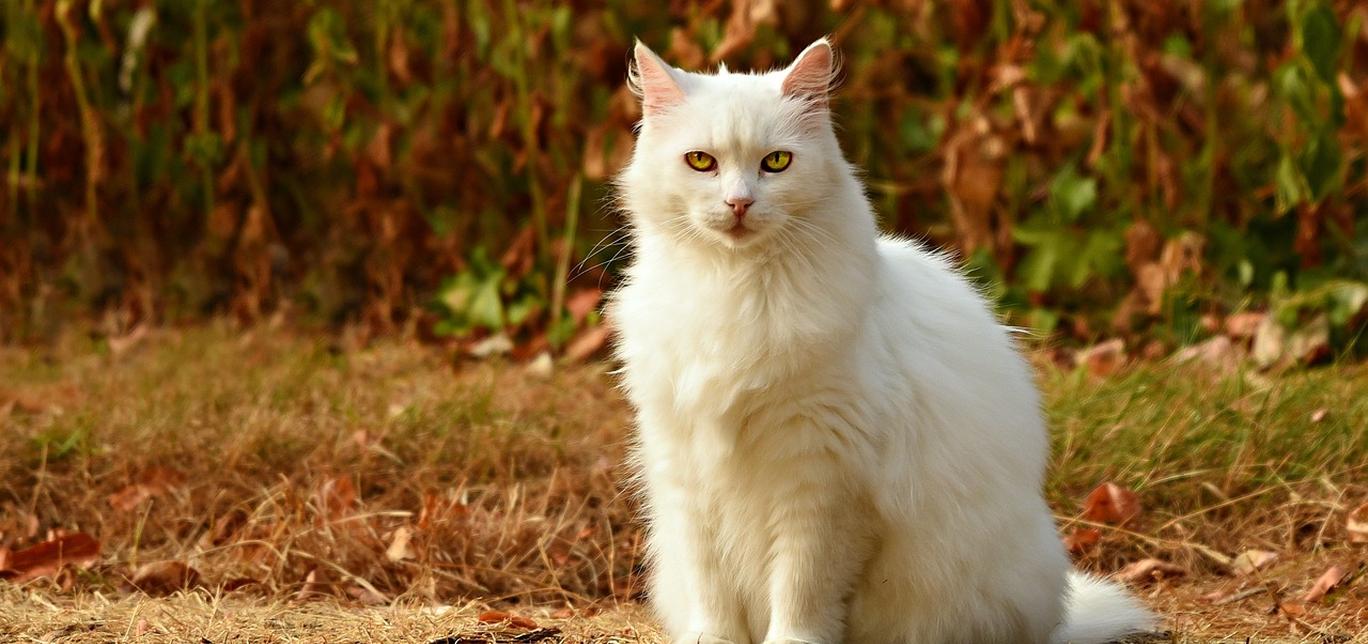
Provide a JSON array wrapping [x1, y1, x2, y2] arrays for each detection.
[[477, 611, 539, 629], [1082, 482, 1142, 526], [1172, 335, 1238, 373], [108, 467, 185, 512], [1348, 502, 1368, 544], [564, 325, 610, 363], [1224, 312, 1265, 339], [1287, 315, 1332, 365], [0, 533, 101, 583], [525, 352, 554, 380], [1114, 558, 1186, 584], [1251, 315, 1287, 369], [1074, 339, 1127, 378], [1300, 565, 1349, 603], [385, 526, 414, 562], [1232, 549, 1278, 576], [314, 476, 358, 523], [1279, 599, 1308, 617], [131, 560, 200, 594], [468, 334, 514, 358], [296, 568, 327, 600], [1062, 527, 1101, 556], [222, 577, 259, 592], [107, 325, 150, 355], [565, 288, 603, 326], [347, 583, 387, 605]]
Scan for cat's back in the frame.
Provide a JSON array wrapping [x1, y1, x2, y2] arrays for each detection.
[[864, 235, 1045, 460], [869, 236, 1009, 345]]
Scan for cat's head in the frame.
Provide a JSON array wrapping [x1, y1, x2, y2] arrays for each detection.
[[620, 39, 843, 250]]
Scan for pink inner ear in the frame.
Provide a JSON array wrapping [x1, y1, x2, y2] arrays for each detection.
[[782, 41, 833, 102], [634, 43, 685, 116]]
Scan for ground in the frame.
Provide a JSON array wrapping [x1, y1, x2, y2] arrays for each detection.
[[0, 324, 1365, 642]]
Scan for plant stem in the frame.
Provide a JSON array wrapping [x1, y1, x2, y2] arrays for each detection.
[[57, 0, 101, 233], [550, 173, 582, 350]]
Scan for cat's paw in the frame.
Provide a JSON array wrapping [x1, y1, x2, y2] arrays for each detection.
[[761, 638, 824, 644], [676, 632, 739, 644]]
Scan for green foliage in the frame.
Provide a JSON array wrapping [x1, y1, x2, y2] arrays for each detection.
[[0, 1, 1365, 351]]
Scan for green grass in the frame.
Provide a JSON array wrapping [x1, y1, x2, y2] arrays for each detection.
[[1047, 360, 1367, 506]]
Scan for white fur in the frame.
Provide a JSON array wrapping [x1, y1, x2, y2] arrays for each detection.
[[610, 39, 1157, 644]]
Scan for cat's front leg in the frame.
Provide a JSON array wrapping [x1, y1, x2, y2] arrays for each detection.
[[640, 421, 752, 644], [650, 492, 752, 644], [760, 444, 867, 644]]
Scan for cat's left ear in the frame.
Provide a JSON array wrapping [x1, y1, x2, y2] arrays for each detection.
[[781, 38, 836, 107]]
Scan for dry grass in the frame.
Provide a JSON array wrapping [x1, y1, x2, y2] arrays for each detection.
[[0, 586, 660, 643], [1, 324, 1366, 642]]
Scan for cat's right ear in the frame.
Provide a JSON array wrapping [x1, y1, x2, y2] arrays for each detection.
[[630, 40, 686, 117]]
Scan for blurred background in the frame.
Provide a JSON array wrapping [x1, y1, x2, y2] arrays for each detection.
[[2, 0, 1366, 361]]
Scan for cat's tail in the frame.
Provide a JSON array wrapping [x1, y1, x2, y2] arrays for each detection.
[[1049, 571, 1159, 644]]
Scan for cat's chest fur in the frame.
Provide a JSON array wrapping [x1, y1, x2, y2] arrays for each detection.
[[611, 242, 869, 421]]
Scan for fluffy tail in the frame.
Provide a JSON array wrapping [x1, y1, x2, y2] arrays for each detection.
[[1050, 571, 1159, 644]]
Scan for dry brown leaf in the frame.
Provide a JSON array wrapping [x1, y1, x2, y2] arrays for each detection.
[[296, 568, 327, 600], [222, 577, 259, 592], [942, 120, 1005, 255], [565, 288, 603, 326], [564, 325, 610, 363], [107, 324, 150, 356], [347, 584, 388, 605], [1224, 312, 1265, 339], [0, 533, 101, 583], [1300, 565, 1349, 603], [1114, 558, 1186, 584], [1279, 599, 1309, 617], [1172, 335, 1238, 373], [1231, 549, 1278, 576], [108, 466, 185, 512], [385, 526, 414, 562], [1062, 527, 1101, 556], [1075, 339, 1127, 378], [1348, 502, 1368, 544], [477, 610, 539, 629], [1136, 262, 1168, 315], [1082, 482, 1142, 526], [131, 560, 200, 594], [316, 476, 358, 520]]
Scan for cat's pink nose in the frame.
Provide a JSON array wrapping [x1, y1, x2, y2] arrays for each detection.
[[726, 196, 754, 219]]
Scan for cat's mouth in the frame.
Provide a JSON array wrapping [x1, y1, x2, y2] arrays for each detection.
[[724, 223, 755, 240]]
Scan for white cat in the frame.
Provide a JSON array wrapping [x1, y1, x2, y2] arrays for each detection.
[[608, 38, 1157, 644]]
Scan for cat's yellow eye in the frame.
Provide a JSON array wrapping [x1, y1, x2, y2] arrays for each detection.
[[761, 150, 793, 173], [684, 151, 717, 172]]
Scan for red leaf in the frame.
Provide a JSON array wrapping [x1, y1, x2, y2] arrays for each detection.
[[1113, 558, 1185, 584], [316, 476, 358, 520], [131, 560, 201, 594], [1082, 482, 1142, 526], [1300, 565, 1349, 603], [108, 466, 185, 512], [564, 325, 610, 363], [1347, 502, 1368, 544], [1062, 527, 1101, 556], [478, 611, 539, 629], [0, 533, 101, 582], [565, 288, 603, 326]]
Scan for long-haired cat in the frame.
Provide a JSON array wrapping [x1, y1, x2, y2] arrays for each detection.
[[609, 38, 1157, 644]]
